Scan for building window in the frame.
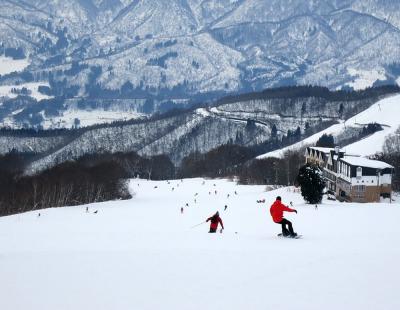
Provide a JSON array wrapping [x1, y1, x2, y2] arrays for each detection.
[[354, 193, 365, 199], [353, 185, 365, 198], [354, 185, 365, 192], [356, 167, 362, 179]]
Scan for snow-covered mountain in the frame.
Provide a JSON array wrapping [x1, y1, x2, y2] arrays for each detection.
[[1, 0, 400, 127]]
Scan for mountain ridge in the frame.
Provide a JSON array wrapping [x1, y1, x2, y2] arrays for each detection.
[[1, 0, 400, 128]]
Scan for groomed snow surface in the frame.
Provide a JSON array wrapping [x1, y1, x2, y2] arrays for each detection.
[[1, 178, 400, 310]]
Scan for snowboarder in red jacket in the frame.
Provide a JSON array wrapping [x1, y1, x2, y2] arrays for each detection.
[[206, 211, 224, 233], [270, 196, 297, 237]]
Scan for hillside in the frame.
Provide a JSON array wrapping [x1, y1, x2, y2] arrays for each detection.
[[2, 1, 400, 126], [259, 93, 400, 159], [0, 86, 395, 173], [1, 178, 399, 310]]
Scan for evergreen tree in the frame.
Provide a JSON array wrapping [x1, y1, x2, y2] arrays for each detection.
[[338, 103, 344, 119], [304, 122, 310, 134], [296, 164, 325, 204], [316, 133, 335, 147], [294, 126, 301, 138], [271, 124, 278, 139]]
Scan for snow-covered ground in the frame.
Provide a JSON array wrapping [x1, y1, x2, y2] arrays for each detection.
[[0, 82, 53, 101], [259, 94, 400, 159], [346, 68, 387, 90], [0, 56, 30, 75], [1, 178, 399, 310], [40, 109, 143, 129]]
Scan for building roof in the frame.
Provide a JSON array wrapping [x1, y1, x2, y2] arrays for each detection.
[[309, 147, 335, 154], [340, 156, 394, 169]]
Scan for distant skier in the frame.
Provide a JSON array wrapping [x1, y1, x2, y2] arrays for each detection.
[[181, 207, 184, 214], [270, 196, 297, 237], [206, 211, 224, 233], [224, 205, 228, 211]]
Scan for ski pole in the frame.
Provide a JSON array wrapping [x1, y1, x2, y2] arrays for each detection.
[[191, 221, 206, 229]]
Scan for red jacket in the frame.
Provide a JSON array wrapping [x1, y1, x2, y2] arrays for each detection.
[[270, 200, 295, 223], [207, 215, 224, 230]]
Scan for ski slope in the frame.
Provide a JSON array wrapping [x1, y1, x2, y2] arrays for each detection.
[[1, 178, 400, 310], [259, 94, 400, 159]]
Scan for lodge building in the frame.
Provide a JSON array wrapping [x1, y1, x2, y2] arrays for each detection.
[[305, 146, 394, 203]]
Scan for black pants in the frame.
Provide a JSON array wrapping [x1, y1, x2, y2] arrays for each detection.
[[209, 228, 217, 233], [277, 218, 294, 236]]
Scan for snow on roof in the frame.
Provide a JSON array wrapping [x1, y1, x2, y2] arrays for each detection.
[[309, 147, 335, 154], [340, 156, 393, 169]]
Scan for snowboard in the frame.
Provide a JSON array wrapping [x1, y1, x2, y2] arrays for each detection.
[[277, 233, 302, 239]]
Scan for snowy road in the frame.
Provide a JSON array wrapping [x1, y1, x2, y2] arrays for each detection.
[[1, 178, 399, 310]]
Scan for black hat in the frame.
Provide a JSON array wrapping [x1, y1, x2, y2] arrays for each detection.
[[276, 196, 282, 201]]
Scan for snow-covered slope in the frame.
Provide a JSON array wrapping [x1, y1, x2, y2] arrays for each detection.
[[0, 178, 399, 310], [259, 94, 400, 159], [0, 82, 53, 101], [0, 56, 30, 75]]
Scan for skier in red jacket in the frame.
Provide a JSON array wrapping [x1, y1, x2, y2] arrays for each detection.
[[206, 211, 224, 233], [270, 196, 297, 237]]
